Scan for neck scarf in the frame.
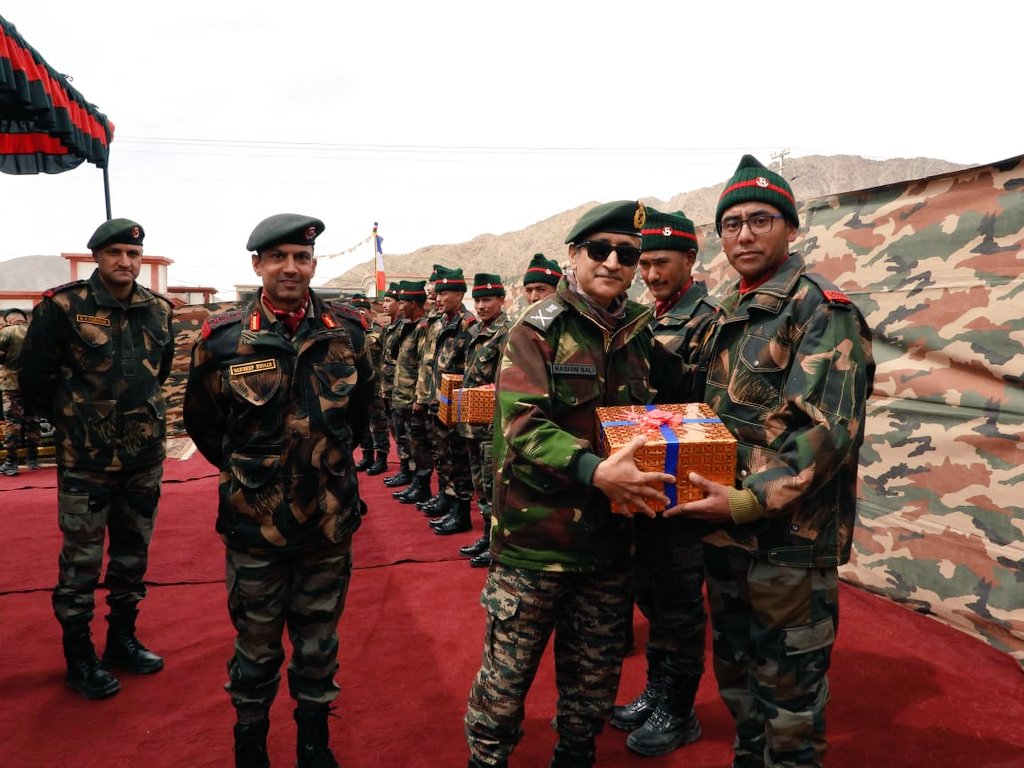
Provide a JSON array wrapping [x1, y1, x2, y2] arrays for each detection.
[[261, 291, 309, 335], [566, 270, 627, 329], [654, 279, 693, 318]]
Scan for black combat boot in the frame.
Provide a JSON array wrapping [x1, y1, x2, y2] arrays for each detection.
[[25, 446, 39, 470], [460, 514, 491, 557], [234, 705, 270, 768], [353, 447, 374, 472], [433, 498, 473, 535], [468, 758, 507, 768], [365, 451, 389, 475], [469, 550, 492, 568], [383, 459, 412, 487], [610, 649, 663, 730], [416, 492, 447, 512], [420, 493, 453, 519], [294, 702, 339, 768], [1, 450, 18, 476], [62, 622, 120, 699], [396, 473, 432, 504], [102, 608, 164, 674], [550, 739, 595, 768], [625, 673, 701, 756]]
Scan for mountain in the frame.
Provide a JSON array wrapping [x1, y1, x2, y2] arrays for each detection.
[[0, 254, 71, 292], [324, 154, 966, 290]]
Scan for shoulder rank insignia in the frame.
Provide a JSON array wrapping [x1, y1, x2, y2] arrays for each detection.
[[330, 303, 366, 329], [200, 309, 245, 339], [822, 289, 852, 304], [522, 300, 565, 333], [42, 279, 86, 299]]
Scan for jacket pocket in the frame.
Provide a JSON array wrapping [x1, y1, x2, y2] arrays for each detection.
[[730, 334, 790, 411], [68, 399, 117, 448], [227, 365, 282, 406], [313, 361, 357, 434]]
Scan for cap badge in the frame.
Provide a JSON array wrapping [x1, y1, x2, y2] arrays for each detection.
[[304, 226, 317, 240], [131, 226, 141, 238], [633, 202, 647, 229], [755, 176, 769, 188], [662, 226, 673, 237]]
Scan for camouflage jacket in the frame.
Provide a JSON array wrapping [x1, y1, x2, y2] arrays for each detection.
[[0, 323, 27, 391], [491, 279, 689, 573], [652, 281, 714, 355], [688, 253, 875, 568], [456, 311, 511, 440], [431, 307, 478, 389], [414, 310, 445, 404], [183, 289, 372, 554], [392, 313, 428, 408], [379, 317, 402, 401], [20, 270, 174, 472], [364, 318, 386, 397]]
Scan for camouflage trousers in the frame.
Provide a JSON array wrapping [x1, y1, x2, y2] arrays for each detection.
[[2, 390, 40, 452], [466, 436, 494, 517], [465, 562, 631, 765], [704, 545, 838, 768], [408, 405, 434, 477], [389, 400, 412, 463], [631, 516, 707, 703], [359, 393, 390, 453], [225, 536, 353, 708], [436, 414, 473, 500], [52, 462, 163, 626]]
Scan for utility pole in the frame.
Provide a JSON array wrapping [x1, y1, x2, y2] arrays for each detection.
[[771, 147, 790, 175]]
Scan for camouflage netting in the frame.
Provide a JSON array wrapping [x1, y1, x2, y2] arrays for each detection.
[[167, 155, 1023, 666]]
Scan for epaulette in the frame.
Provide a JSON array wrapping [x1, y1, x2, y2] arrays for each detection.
[[200, 309, 244, 339], [521, 298, 565, 334], [42, 280, 87, 299], [803, 272, 853, 308]]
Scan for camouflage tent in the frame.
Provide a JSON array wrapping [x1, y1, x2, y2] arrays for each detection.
[[167, 155, 1024, 666]]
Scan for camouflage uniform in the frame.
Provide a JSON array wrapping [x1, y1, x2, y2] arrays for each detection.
[[392, 313, 430, 477], [413, 309, 444, 487], [380, 315, 405, 463], [358, 316, 390, 456], [465, 278, 688, 766], [183, 289, 372, 710], [430, 306, 478, 502], [685, 252, 874, 767], [0, 321, 41, 464], [19, 270, 174, 627]]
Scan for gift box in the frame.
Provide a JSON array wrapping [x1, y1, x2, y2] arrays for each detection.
[[437, 373, 464, 426], [596, 403, 736, 512], [454, 384, 495, 425]]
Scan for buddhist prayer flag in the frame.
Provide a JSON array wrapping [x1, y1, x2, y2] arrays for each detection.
[[374, 222, 385, 297]]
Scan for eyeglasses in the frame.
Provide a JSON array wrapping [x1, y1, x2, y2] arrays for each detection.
[[577, 240, 642, 267], [720, 214, 785, 239]]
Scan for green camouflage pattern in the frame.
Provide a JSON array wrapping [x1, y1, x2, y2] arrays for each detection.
[[225, 537, 353, 706], [2, 390, 40, 452], [392, 315, 428, 409], [20, 270, 174, 472], [650, 281, 713, 355], [465, 562, 631, 764], [430, 307, 478, 498], [414, 310, 444, 404], [379, 316, 402, 401], [183, 290, 371, 554], [456, 311, 512, 441], [0, 322, 27, 390], [490, 279, 688, 573], [689, 156, 1024, 666]]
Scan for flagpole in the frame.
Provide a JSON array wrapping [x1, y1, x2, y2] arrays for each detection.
[[373, 222, 386, 298]]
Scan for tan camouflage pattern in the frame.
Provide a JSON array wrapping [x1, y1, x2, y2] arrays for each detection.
[[0, 322, 27, 390]]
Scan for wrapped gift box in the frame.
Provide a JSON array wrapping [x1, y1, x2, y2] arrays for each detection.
[[596, 403, 736, 512], [437, 373, 464, 426], [454, 384, 495, 425]]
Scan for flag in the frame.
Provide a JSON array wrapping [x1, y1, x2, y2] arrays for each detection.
[[373, 222, 385, 297]]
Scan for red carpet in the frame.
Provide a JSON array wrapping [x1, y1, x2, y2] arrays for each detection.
[[2, 453, 1023, 767]]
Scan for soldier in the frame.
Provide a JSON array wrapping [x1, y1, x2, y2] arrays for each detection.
[[388, 280, 429, 497], [668, 155, 875, 768], [423, 266, 479, 535], [20, 218, 173, 700], [464, 201, 691, 768], [0, 308, 42, 475], [611, 208, 715, 756], [522, 252, 562, 305], [184, 214, 372, 768], [455, 273, 512, 567], [350, 293, 390, 474], [377, 282, 404, 478]]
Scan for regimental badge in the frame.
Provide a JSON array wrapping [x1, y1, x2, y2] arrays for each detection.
[[756, 176, 769, 188], [304, 226, 316, 241], [662, 226, 673, 237], [131, 226, 141, 239], [634, 201, 647, 229]]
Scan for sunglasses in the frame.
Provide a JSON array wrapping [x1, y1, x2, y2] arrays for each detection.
[[577, 240, 642, 267]]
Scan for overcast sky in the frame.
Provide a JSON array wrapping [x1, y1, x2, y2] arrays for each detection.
[[1, 1, 1020, 297]]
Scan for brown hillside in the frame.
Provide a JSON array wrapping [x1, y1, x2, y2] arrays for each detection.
[[324, 154, 966, 291]]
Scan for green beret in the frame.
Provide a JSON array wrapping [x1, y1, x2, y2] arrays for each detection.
[[398, 280, 427, 302], [564, 201, 646, 245], [715, 154, 799, 234], [87, 218, 145, 251], [384, 281, 401, 299], [641, 208, 698, 254], [523, 253, 562, 287], [434, 265, 467, 292], [471, 272, 505, 299], [246, 213, 325, 252]]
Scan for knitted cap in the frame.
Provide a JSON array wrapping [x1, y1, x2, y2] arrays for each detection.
[[640, 208, 698, 254], [349, 293, 371, 310], [434, 265, 467, 293], [384, 282, 400, 299], [523, 253, 562, 287], [398, 280, 427, 302], [715, 155, 798, 234], [471, 272, 505, 299], [564, 200, 646, 244]]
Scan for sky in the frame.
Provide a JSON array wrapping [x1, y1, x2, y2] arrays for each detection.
[[1, 0, 1020, 297]]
